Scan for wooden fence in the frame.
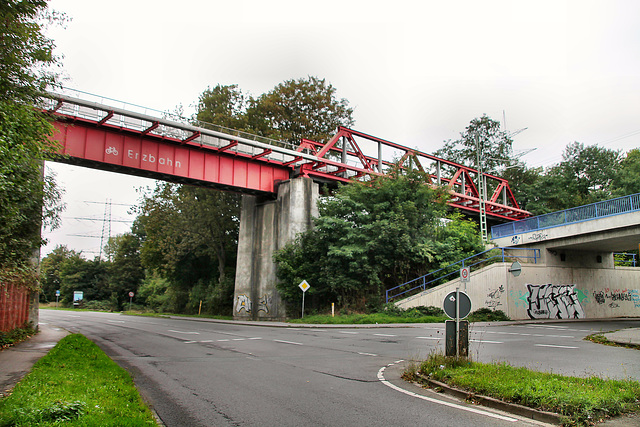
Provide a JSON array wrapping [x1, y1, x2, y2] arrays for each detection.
[[0, 282, 30, 333]]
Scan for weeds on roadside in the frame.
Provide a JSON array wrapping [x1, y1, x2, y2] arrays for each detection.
[[0, 323, 37, 349], [408, 352, 640, 426]]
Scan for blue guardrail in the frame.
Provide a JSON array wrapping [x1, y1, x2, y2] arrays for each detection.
[[491, 193, 640, 240]]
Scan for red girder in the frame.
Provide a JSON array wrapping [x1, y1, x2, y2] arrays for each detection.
[[46, 94, 530, 221]]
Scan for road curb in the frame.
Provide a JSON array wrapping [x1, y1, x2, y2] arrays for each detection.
[[415, 374, 564, 425]]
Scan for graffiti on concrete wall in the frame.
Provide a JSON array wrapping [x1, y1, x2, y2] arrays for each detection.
[[235, 294, 252, 313], [593, 288, 640, 309], [485, 285, 505, 309], [526, 284, 586, 319], [235, 294, 273, 314]]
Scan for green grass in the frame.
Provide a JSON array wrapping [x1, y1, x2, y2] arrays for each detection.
[[289, 312, 447, 324], [412, 353, 640, 426], [0, 334, 157, 426], [585, 332, 640, 350]]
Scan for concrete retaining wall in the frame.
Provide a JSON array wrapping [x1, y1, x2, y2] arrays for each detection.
[[396, 263, 640, 320]]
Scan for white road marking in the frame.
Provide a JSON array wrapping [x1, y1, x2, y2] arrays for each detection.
[[534, 344, 579, 349], [274, 339, 303, 346], [217, 339, 230, 342], [374, 333, 397, 337], [470, 340, 503, 344], [338, 331, 358, 334], [184, 341, 197, 344], [416, 337, 441, 340], [200, 340, 213, 343], [107, 320, 125, 323], [358, 352, 378, 356], [168, 330, 200, 335], [248, 337, 262, 340], [377, 362, 517, 422], [232, 338, 245, 341]]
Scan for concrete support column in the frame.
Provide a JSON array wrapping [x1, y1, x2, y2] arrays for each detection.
[[233, 177, 319, 320]]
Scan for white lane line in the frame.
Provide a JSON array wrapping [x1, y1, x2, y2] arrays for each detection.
[[168, 330, 200, 335], [374, 333, 397, 337], [218, 339, 230, 342], [534, 344, 579, 349], [338, 331, 358, 334], [358, 352, 378, 356], [184, 341, 197, 344], [248, 337, 262, 340], [274, 339, 303, 346], [470, 340, 503, 344], [232, 338, 245, 341], [107, 320, 125, 323], [377, 363, 517, 422], [416, 337, 441, 340], [200, 340, 213, 343]]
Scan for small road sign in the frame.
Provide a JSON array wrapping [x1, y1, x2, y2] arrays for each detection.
[[460, 267, 470, 282], [129, 292, 134, 298], [443, 290, 472, 319], [298, 280, 310, 293]]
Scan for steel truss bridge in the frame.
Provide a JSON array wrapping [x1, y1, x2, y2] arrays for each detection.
[[43, 90, 531, 222]]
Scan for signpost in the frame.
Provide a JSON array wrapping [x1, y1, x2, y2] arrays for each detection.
[[128, 292, 134, 312], [298, 280, 310, 319], [55, 290, 60, 308], [443, 268, 472, 357]]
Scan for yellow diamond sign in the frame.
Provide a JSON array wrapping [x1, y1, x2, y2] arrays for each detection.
[[298, 280, 310, 293]]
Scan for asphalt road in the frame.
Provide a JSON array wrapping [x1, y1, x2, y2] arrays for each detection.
[[39, 311, 640, 427]]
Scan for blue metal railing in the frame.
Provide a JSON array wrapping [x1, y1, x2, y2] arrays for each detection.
[[614, 253, 637, 267], [491, 193, 640, 239], [385, 247, 540, 303]]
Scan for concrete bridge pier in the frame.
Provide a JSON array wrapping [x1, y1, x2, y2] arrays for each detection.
[[233, 177, 319, 320]]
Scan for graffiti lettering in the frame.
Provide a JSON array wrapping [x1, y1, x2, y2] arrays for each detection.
[[485, 285, 504, 309], [593, 289, 640, 308], [526, 284, 585, 319], [528, 232, 548, 242], [258, 294, 271, 314], [235, 294, 251, 313]]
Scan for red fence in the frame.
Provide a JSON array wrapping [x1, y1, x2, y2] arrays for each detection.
[[0, 282, 30, 333]]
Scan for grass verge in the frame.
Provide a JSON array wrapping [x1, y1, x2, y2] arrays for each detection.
[[0, 334, 157, 426], [585, 332, 640, 351], [288, 312, 447, 324], [408, 353, 640, 426]]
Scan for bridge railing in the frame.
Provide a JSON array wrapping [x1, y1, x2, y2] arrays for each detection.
[[614, 253, 638, 267], [491, 192, 640, 239], [385, 247, 540, 303]]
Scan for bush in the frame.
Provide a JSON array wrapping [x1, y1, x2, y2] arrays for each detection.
[[467, 307, 510, 322], [0, 322, 37, 349]]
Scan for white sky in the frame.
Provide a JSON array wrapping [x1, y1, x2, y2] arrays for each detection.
[[41, 0, 640, 257]]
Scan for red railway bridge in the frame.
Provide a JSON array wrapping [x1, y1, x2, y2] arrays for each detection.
[[43, 91, 531, 320]]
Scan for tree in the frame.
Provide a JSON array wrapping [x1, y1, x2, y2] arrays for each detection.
[[195, 84, 249, 131], [435, 115, 513, 173], [273, 168, 484, 314], [247, 76, 354, 144], [612, 148, 640, 196], [133, 183, 240, 314], [104, 233, 144, 310], [0, 1, 65, 274], [40, 245, 78, 303], [58, 255, 110, 305]]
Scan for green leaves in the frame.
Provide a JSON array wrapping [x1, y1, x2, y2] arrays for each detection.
[[274, 170, 483, 315]]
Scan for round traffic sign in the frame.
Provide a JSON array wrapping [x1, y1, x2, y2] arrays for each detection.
[[443, 291, 472, 319], [129, 292, 134, 298]]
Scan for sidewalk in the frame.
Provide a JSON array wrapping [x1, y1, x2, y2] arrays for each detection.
[[0, 323, 68, 398], [604, 327, 640, 346]]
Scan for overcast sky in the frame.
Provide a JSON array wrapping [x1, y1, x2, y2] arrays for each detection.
[[42, 0, 640, 258]]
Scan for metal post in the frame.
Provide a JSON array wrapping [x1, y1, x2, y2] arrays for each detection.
[[455, 286, 460, 357], [301, 291, 305, 319]]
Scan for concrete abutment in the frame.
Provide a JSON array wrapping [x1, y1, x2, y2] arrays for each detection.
[[233, 177, 319, 320]]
